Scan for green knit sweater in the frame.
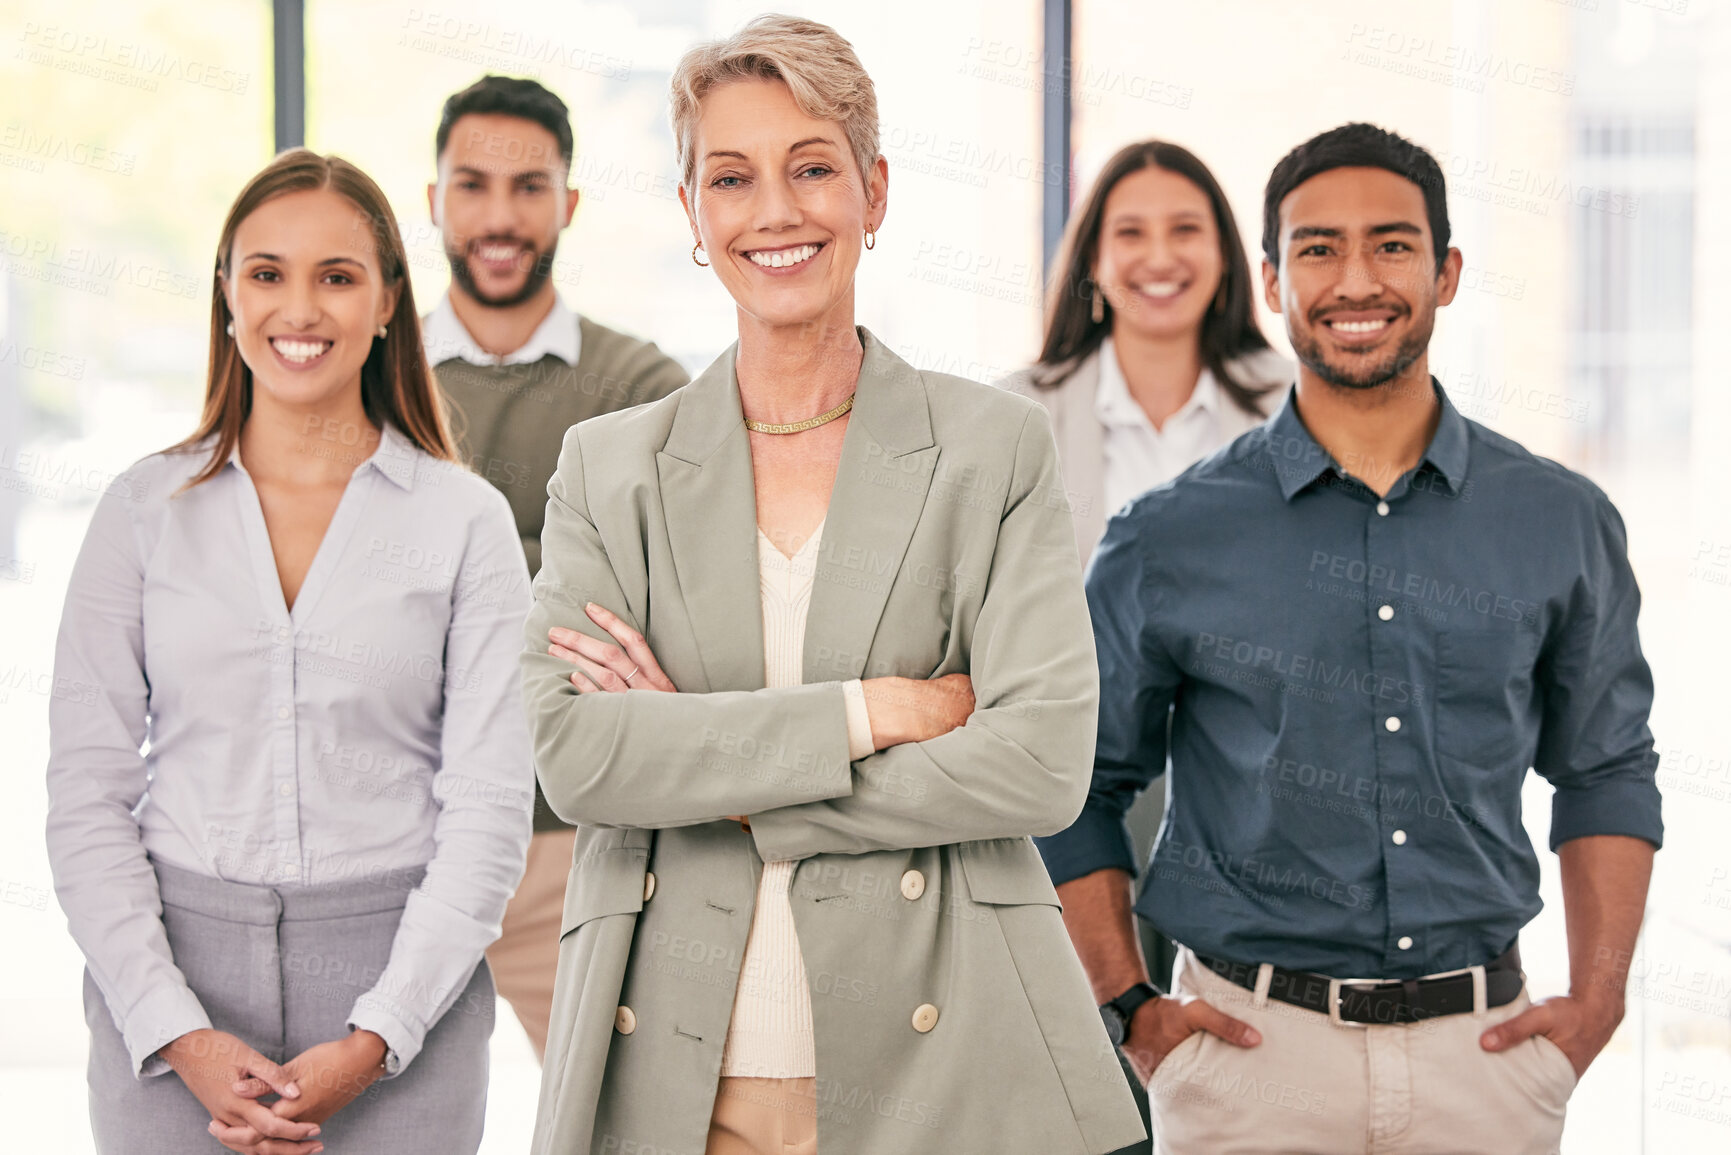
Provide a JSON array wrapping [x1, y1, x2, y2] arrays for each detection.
[[432, 313, 689, 830]]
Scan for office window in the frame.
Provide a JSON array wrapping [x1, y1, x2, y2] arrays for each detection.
[[0, 4, 271, 1148], [1566, 115, 1694, 463], [304, 0, 1045, 381]]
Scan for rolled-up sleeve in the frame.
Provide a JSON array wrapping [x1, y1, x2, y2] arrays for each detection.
[[349, 492, 535, 1075], [1532, 498, 1662, 851], [1036, 500, 1182, 885]]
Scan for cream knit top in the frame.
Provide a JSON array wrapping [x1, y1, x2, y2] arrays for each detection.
[[718, 519, 874, 1078]]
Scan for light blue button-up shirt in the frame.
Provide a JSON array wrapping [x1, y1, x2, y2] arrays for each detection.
[[45, 423, 534, 1076]]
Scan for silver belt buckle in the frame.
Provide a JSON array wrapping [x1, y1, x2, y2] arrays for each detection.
[[1327, 976, 1385, 1028]]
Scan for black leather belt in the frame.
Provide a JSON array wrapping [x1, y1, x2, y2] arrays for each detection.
[[1194, 941, 1523, 1025]]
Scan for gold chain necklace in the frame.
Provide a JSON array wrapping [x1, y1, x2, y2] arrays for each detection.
[[743, 394, 855, 435]]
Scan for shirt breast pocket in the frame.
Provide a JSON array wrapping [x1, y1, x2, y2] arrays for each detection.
[[1434, 630, 1538, 772]]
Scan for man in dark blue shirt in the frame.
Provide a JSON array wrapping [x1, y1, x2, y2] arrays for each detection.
[[1041, 123, 1660, 1154]]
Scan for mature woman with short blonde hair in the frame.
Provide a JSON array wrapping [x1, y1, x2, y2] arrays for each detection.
[[524, 13, 1144, 1155]]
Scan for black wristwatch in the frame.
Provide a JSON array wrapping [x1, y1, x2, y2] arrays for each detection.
[[1099, 981, 1158, 1047]]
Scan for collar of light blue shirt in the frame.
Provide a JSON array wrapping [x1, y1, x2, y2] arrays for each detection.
[[1261, 376, 1470, 502], [224, 420, 422, 491], [422, 291, 582, 368]]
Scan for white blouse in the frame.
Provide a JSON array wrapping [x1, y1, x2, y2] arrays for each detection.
[[44, 425, 534, 1077], [718, 519, 873, 1078], [1094, 336, 1270, 515]]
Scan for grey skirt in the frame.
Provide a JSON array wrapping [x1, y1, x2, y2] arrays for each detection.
[[84, 857, 494, 1154]]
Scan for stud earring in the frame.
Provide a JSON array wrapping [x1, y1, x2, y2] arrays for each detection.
[[692, 242, 709, 267], [225, 320, 235, 337], [1091, 284, 1105, 325], [377, 324, 388, 339]]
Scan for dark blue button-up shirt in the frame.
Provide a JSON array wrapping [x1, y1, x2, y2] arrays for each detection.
[[1038, 382, 1662, 979]]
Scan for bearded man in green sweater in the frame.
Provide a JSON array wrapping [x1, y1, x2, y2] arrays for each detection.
[[423, 75, 688, 1060]]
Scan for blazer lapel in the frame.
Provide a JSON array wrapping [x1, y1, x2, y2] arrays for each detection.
[[804, 330, 938, 683], [656, 345, 765, 693]]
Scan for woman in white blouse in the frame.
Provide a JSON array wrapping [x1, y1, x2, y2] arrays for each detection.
[[46, 151, 533, 1154], [1000, 140, 1292, 563]]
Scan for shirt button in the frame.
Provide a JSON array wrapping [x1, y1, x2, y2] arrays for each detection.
[[901, 869, 926, 901], [911, 1003, 940, 1033], [1377, 604, 1395, 621], [614, 1006, 636, 1035], [282, 862, 299, 878], [276, 626, 290, 641], [1376, 501, 1391, 516], [1397, 936, 1414, 950], [643, 872, 656, 903], [276, 705, 291, 720], [1385, 716, 1402, 733], [279, 783, 293, 797], [1392, 829, 1407, 845]]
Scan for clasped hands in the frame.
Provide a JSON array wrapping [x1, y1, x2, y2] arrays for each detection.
[[549, 601, 976, 823], [159, 1026, 387, 1154]]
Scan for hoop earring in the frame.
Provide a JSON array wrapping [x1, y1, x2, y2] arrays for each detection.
[[225, 320, 235, 337], [1091, 284, 1105, 325], [864, 228, 876, 250], [692, 242, 709, 267]]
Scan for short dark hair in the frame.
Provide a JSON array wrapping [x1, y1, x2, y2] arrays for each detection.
[[436, 75, 574, 170], [1262, 123, 1449, 269]]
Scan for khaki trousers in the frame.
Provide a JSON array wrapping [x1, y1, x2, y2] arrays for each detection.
[[1149, 948, 1576, 1155], [704, 1077, 819, 1155], [486, 827, 576, 1061]]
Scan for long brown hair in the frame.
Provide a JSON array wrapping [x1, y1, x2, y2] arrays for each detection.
[[1035, 140, 1273, 415], [169, 148, 458, 487]]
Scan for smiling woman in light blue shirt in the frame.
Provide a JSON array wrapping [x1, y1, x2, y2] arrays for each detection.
[[45, 150, 532, 1155]]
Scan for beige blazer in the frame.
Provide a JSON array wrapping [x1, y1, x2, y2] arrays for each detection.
[[998, 346, 1292, 562], [522, 329, 1145, 1155]]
